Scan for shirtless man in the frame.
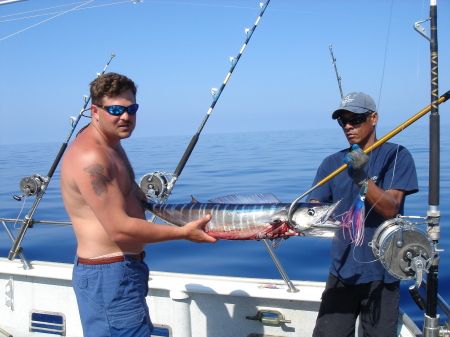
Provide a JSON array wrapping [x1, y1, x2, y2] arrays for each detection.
[[60, 72, 217, 337]]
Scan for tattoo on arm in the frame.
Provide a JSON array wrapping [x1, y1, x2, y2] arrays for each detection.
[[83, 163, 113, 196]]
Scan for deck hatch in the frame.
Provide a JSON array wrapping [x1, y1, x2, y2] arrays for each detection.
[[29, 310, 66, 336]]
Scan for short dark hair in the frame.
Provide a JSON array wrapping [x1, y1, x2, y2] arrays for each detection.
[[90, 72, 137, 105]]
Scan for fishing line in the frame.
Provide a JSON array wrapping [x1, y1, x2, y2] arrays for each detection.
[[0, 1, 91, 19], [364, 143, 401, 212], [0, 0, 262, 23], [355, 0, 397, 220], [351, 236, 388, 265], [354, 0, 433, 247], [13, 195, 27, 230], [364, 0, 427, 219], [0, 1, 143, 22], [327, 0, 408, 232], [0, 0, 95, 41], [375, 0, 394, 113], [326, 0, 399, 228], [137, 1, 257, 10]]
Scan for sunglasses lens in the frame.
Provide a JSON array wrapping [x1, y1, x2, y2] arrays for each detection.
[[127, 104, 139, 115], [337, 114, 368, 127], [108, 106, 126, 115]]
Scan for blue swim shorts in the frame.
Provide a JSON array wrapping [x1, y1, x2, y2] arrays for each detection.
[[73, 254, 154, 337]]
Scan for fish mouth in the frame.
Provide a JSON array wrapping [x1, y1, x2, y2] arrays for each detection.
[[314, 199, 342, 228]]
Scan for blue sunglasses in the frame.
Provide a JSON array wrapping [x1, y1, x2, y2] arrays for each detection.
[[95, 103, 139, 116]]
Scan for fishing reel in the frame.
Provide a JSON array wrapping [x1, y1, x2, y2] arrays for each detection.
[[13, 174, 46, 201], [139, 171, 175, 203], [370, 217, 437, 310], [370, 217, 436, 281]]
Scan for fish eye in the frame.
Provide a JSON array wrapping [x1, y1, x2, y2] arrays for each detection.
[[273, 219, 282, 223], [307, 208, 315, 216]]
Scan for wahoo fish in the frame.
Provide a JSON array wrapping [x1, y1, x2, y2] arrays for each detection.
[[143, 193, 341, 242]]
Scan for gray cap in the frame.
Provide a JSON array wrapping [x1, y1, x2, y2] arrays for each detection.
[[332, 92, 376, 119]]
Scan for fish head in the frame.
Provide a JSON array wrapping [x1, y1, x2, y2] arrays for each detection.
[[291, 199, 342, 234]]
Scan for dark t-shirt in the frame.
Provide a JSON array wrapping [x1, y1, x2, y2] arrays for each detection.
[[308, 142, 419, 284]]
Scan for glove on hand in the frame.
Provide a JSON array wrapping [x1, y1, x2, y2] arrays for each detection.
[[344, 144, 369, 186]]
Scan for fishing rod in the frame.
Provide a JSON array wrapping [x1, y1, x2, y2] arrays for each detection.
[[139, 1, 298, 292], [7, 53, 115, 262], [142, 1, 271, 204], [141, 1, 270, 209], [287, 89, 450, 228], [414, 0, 441, 333], [329, 45, 344, 99]]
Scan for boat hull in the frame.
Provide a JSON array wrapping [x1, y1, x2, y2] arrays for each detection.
[[0, 258, 421, 337]]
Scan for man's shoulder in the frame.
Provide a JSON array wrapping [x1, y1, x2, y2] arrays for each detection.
[[382, 141, 409, 151], [323, 148, 347, 161], [63, 134, 112, 171], [380, 142, 413, 158]]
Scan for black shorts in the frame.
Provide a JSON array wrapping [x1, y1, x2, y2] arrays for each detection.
[[312, 273, 400, 337]]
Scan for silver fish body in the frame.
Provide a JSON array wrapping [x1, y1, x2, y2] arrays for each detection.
[[143, 194, 341, 240]]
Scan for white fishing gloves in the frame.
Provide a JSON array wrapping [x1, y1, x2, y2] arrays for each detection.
[[344, 144, 369, 186]]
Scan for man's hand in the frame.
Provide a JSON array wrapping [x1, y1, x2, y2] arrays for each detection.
[[183, 214, 218, 243], [344, 144, 369, 186]]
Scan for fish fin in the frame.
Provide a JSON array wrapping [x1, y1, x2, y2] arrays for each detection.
[[190, 195, 200, 203], [208, 193, 281, 204]]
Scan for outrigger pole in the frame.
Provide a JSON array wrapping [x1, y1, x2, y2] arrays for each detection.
[[7, 53, 116, 262]]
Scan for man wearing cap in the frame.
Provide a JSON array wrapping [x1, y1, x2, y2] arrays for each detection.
[[309, 92, 418, 336]]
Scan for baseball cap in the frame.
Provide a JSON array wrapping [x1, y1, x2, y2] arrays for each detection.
[[332, 92, 376, 119]]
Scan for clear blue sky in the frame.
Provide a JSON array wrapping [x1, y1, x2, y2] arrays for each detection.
[[1, 0, 449, 145]]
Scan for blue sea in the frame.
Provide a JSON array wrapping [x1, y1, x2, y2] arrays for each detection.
[[1, 123, 449, 328]]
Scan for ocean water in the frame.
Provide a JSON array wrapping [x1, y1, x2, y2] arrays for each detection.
[[1, 123, 449, 328]]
